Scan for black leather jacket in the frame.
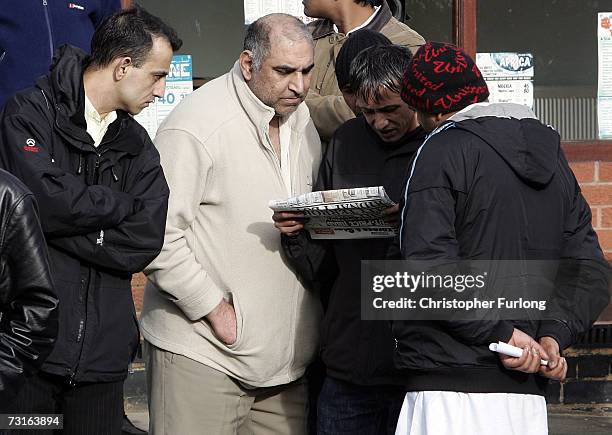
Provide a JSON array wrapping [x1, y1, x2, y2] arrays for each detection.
[[0, 168, 57, 407]]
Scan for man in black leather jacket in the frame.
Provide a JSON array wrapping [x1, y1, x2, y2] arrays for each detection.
[[0, 168, 57, 410]]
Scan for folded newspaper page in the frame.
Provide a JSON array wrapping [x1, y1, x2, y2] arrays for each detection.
[[269, 186, 397, 239]]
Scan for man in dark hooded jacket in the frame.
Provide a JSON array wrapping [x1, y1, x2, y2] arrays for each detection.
[[392, 41, 610, 434], [275, 42, 426, 434], [0, 6, 181, 434]]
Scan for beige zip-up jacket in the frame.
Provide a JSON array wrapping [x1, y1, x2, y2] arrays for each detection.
[[306, 2, 425, 141], [140, 62, 322, 388]]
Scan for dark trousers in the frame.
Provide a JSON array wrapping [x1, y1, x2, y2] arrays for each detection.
[[317, 376, 405, 435], [3, 371, 124, 435]]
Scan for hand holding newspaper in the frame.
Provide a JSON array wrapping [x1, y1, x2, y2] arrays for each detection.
[[269, 186, 397, 239]]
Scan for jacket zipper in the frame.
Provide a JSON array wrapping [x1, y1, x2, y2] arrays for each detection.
[[45, 106, 126, 385], [262, 126, 303, 375], [42, 0, 54, 61], [69, 276, 89, 386], [263, 129, 289, 195], [67, 147, 114, 384], [66, 135, 120, 385]]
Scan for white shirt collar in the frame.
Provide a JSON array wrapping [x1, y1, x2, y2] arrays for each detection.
[[84, 94, 117, 147], [333, 5, 381, 35]]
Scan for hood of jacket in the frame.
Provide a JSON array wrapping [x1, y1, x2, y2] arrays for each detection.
[[35, 44, 142, 155], [446, 102, 560, 187], [42, 44, 88, 120]]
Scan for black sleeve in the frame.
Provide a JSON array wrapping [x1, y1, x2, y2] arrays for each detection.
[[48, 150, 169, 274], [0, 193, 58, 405], [281, 135, 338, 290], [282, 232, 337, 287], [0, 114, 135, 237], [537, 167, 611, 349]]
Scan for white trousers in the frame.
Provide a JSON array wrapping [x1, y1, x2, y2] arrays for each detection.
[[395, 391, 548, 435]]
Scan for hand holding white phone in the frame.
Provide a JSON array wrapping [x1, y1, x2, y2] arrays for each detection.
[[489, 341, 549, 366]]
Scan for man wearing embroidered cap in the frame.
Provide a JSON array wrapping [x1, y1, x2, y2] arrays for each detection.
[[392, 42, 610, 434]]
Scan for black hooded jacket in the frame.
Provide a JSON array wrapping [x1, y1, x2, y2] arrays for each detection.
[[0, 45, 169, 383], [395, 103, 610, 395], [283, 115, 426, 385]]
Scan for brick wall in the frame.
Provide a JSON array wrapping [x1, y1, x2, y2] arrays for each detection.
[[564, 143, 612, 322], [546, 346, 612, 405], [572, 161, 612, 261], [131, 273, 146, 315]]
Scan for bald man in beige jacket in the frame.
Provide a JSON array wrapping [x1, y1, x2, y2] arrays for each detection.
[[141, 14, 322, 435]]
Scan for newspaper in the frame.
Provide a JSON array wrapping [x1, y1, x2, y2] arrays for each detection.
[[269, 186, 397, 239]]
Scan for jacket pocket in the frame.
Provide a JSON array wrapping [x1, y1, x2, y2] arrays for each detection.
[[224, 292, 244, 350], [194, 292, 245, 351]]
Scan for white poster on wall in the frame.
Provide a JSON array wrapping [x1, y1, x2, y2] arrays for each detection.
[[244, 0, 316, 24], [134, 55, 193, 140], [476, 53, 534, 109], [598, 12, 612, 139]]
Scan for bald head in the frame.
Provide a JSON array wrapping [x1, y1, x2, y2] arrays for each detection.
[[243, 13, 313, 71]]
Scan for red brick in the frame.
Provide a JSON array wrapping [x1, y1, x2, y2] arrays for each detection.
[[581, 185, 612, 206], [570, 162, 596, 183], [600, 162, 612, 182], [592, 207, 601, 229], [595, 229, 612, 252], [131, 272, 146, 288], [562, 142, 612, 162], [131, 273, 146, 315], [601, 207, 612, 228], [131, 286, 144, 315]]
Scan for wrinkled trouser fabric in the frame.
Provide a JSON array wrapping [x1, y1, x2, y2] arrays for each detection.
[[146, 342, 308, 435]]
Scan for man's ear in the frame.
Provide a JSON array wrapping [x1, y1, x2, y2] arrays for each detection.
[[114, 57, 133, 81], [239, 50, 254, 82]]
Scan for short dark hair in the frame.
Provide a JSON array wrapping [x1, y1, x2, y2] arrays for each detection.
[[336, 29, 391, 90], [89, 5, 182, 69], [350, 45, 412, 103], [243, 13, 312, 71]]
